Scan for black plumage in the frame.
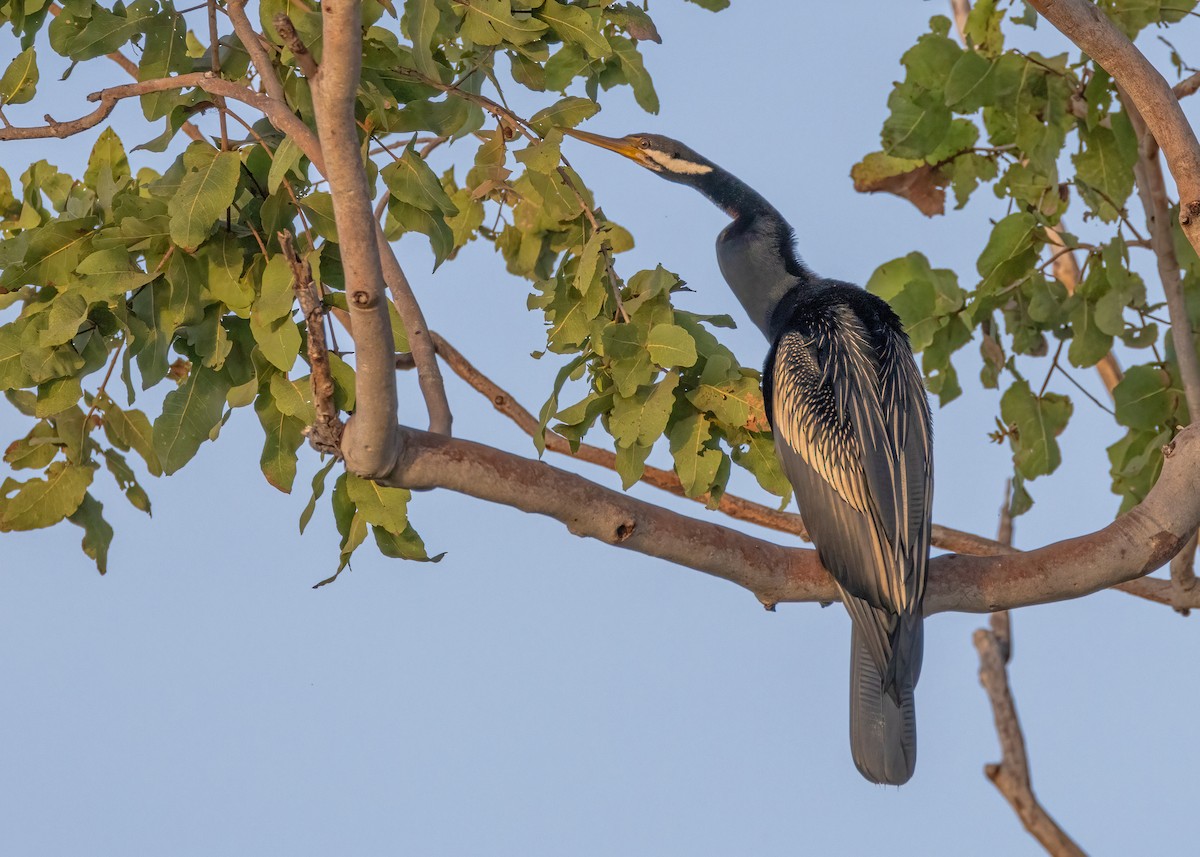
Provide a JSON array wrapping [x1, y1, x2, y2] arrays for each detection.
[[568, 128, 933, 784]]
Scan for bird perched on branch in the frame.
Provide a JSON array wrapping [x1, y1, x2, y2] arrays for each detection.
[[567, 129, 932, 785]]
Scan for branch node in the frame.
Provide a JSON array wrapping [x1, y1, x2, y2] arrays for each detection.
[[350, 289, 377, 309], [614, 519, 636, 543]]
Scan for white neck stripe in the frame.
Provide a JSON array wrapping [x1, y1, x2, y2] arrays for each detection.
[[644, 149, 714, 175]]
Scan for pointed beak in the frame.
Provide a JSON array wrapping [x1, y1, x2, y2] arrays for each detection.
[[564, 128, 650, 167]]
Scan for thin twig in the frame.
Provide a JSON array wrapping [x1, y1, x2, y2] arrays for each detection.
[[207, 0, 229, 150], [227, 0, 289, 105]]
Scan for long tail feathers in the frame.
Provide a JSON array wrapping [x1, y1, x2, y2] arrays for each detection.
[[848, 624, 918, 785]]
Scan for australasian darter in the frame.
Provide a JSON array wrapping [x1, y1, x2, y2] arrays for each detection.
[[567, 129, 933, 785]]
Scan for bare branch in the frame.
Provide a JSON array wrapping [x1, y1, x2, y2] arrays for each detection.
[[976, 628, 1088, 856], [0, 73, 211, 141], [976, 483, 1086, 856], [379, 231, 452, 436], [280, 230, 344, 454], [307, 0, 399, 477], [227, 0, 289, 105], [1028, 0, 1200, 256], [207, 0, 229, 149], [274, 14, 320, 79], [950, 0, 972, 44], [1176, 71, 1200, 100]]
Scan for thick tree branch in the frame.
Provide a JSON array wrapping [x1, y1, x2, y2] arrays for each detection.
[[309, 0, 399, 478], [1121, 92, 1200, 419], [1028, 0, 1200, 256], [381, 230, 452, 436], [411, 332, 1049, 559], [369, 421, 1200, 613]]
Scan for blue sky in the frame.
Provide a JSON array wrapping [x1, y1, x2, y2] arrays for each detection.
[[2, 2, 1198, 854]]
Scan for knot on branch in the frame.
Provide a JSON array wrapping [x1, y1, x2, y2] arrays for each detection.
[[350, 289, 376, 309], [1182, 200, 1200, 226]]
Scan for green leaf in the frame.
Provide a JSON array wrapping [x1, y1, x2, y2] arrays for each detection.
[[168, 146, 241, 249], [67, 492, 112, 574], [0, 46, 39, 105], [1113, 365, 1177, 430], [610, 35, 658, 114], [153, 363, 231, 475], [299, 456, 338, 534], [1000, 379, 1072, 479], [538, 0, 610, 59], [0, 461, 95, 531], [944, 51, 995, 112], [668, 412, 721, 498], [1068, 299, 1114, 368], [529, 97, 601, 135], [602, 321, 654, 396], [255, 386, 305, 492], [372, 522, 441, 561], [1074, 124, 1137, 223], [267, 136, 305, 194], [646, 323, 697, 368], [345, 474, 411, 534], [382, 146, 459, 216], [457, 0, 548, 46], [403, 0, 448, 79], [976, 212, 1037, 293], [614, 441, 652, 489], [98, 396, 162, 476], [882, 83, 951, 160]]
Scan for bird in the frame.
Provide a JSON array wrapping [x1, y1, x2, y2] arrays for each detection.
[[566, 129, 933, 785]]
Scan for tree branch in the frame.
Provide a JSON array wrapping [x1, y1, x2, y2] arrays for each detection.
[[309, 0, 399, 478], [976, 628, 1087, 855], [367, 420, 1200, 613], [274, 14, 320, 79], [1028, 0, 1200, 256], [280, 230, 344, 454], [227, 0, 289, 105], [1121, 91, 1200, 419], [976, 485, 1086, 857], [410, 331, 1050, 560], [46, 2, 204, 144], [380, 228, 452, 436], [0, 73, 211, 141]]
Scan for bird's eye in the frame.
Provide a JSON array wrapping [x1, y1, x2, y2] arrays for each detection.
[[639, 139, 651, 149]]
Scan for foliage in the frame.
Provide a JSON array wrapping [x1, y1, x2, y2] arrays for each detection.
[[0, 0, 1194, 574], [853, 0, 1196, 513]]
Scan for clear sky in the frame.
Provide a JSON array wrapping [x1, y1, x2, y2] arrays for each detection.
[[2, 2, 1197, 855]]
